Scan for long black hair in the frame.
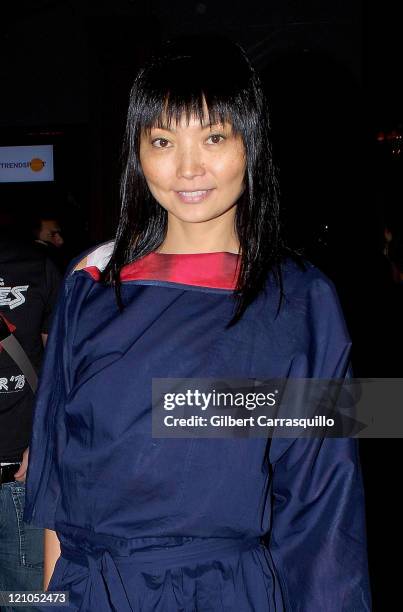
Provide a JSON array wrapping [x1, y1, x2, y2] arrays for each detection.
[[101, 35, 285, 326]]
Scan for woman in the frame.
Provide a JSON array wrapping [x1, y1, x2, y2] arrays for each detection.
[[24, 37, 371, 611]]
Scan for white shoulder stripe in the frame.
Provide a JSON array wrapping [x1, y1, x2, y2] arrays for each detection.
[[86, 241, 115, 271]]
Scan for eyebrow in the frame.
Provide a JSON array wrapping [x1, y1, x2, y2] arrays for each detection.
[[151, 125, 176, 133], [150, 122, 229, 133]]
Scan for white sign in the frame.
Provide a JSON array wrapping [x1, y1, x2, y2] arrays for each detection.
[[0, 145, 54, 182]]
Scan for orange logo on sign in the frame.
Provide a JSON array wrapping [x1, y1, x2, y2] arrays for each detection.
[[30, 158, 45, 172]]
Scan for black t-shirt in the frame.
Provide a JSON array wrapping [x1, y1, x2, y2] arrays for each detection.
[[0, 235, 61, 461]]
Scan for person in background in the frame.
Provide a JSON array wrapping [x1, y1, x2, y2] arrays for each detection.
[[0, 208, 61, 611], [30, 213, 65, 273], [34, 217, 64, 249]]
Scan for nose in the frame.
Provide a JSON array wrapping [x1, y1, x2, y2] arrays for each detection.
[[175, 144, 206, 180]]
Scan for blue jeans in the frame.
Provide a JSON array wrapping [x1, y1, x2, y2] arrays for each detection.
[[0, 480, 44, 612]]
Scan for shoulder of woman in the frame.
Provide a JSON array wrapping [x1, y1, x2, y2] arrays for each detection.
[[258, 257, 342, 322], [70, 241, 115, 274], [278, 256, 337, 299]]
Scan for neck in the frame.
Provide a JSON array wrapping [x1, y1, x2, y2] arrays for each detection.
[[158, 208, 239, 254]]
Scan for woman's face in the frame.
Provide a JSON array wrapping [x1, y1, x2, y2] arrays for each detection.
[[139, 114, 246, 225]]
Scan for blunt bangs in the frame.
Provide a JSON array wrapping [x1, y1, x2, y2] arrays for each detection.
[[130, 38, 258, 140]]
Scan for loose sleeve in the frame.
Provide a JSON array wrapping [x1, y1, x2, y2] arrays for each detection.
[[267, 276, 372, 610], [23, 273, 71, 530]]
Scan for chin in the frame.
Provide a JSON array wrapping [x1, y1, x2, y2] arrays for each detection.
[[171, 208, 226, 224], [166, 200, 235, 223]]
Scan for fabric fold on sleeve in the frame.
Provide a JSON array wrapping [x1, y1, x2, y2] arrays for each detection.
[[23, 274, 72, 530], [267, 275, 372, 611]]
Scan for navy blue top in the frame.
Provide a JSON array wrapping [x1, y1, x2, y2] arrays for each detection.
[[24, 251, 371, 611]]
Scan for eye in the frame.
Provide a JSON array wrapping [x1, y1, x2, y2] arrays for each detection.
[[151, 138, 171, 148], [206, 134, 225, 145]]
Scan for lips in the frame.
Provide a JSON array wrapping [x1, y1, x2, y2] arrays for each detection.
[[179, 190, 208, 197], [175, 188, 214, 203]]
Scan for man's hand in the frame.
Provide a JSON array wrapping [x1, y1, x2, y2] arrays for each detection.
[[14, 447, 29, 482]]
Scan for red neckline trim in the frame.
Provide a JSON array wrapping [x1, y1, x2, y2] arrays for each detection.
[[83, 251, 240, 290]]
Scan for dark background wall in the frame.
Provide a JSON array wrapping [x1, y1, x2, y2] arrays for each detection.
[[1, 2, 401, 610]]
